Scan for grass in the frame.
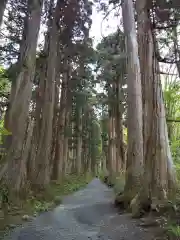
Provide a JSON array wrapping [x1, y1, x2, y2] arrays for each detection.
[[0, 173, 92, 237]]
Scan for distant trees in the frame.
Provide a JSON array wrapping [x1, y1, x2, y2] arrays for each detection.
[[96, 31, 126, 177]]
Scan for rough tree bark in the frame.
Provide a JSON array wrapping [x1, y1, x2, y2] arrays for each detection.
[[63, 106, 71, 175], [62, 70, 73, 175], [2, 0, 43, 193], [115, 78, 125, 171], [29, 0, 54, 181], [108, 106, 116, 175], [28, 58, 46, 181], [76, 107, 83, 174], [52, 70, 69, 181], [120, 0, 144, 204], [50, 70, 61, 173], [0, 0, 7, 26], [130, 0, 177, 217], [107, 85, 117, 178], [34, 0, 61, 187], [83, 108, 91, 173]]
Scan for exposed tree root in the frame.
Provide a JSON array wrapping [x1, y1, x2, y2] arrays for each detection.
[[114, 192, 131, 210], [130, 192, 151, 218], [115, 190, 151, 218], [115, 187, 177, 219]]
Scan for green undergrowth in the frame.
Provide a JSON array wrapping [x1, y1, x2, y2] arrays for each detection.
[[166, 224, 180, 239], [164, 195, 180, 239], [164, 164, 180, 239], [0, 173, 92, 237]]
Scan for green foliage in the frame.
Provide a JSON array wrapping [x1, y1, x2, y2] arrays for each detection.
[[167, 224, 180, 237], [175, 163, 180, 181], [0, 67, 10, 95], [0, 119, 10, 141], [163, 76, 180, 162], [0, 66, 11, 155], [29, 199, 52, 214], [96, 30, 127, 87], [0, 118, 11, 157], [0, 118, 11, 138]]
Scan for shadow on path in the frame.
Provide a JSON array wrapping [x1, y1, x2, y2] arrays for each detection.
[[2, 178, 154, 240]]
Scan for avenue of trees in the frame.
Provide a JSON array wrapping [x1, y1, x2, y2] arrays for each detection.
[[0, 0, 180, 218]]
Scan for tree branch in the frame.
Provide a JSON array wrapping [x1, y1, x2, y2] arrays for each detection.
[[167, 119, 180, 123]]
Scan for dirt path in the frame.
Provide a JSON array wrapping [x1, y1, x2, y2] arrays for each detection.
[[2, 178, 156, 240]]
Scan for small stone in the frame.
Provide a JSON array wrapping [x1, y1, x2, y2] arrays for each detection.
[[12, 206, 19, 210], [139, 218, 159, 227], [22, 215, 30, 221], [8, 224, 16, 229], [140, 216, 162, 225]]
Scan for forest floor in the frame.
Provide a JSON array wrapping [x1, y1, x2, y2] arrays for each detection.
[[0, 178, 166, 240]]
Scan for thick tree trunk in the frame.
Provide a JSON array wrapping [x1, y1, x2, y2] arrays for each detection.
[[101, 117, 108, 171], [28, 71, 44, 181], [0, 0, 7, 27], [69, 120, 76, 173], [25, 119, 34, 178], [108, 114, 116, 174], [52, 71, 68, 181], [63, 77, 73, 174], [108, 87, 117, 177], [34, 0, 61, 187], [137, 0, 176, 194], [50, 69, 61, 175], [83, 110, 91, 173], [63, 109, 70, 175], [115, 78, 125, 172], [76, 107, 83, 174], [121, 0, 144, 201], [28, 0, 54, 183], [2, 0, 43, 193], [129, 0, 177, 217]]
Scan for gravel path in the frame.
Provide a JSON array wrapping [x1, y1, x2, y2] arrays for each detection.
[[2, 178, 155, 240]]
